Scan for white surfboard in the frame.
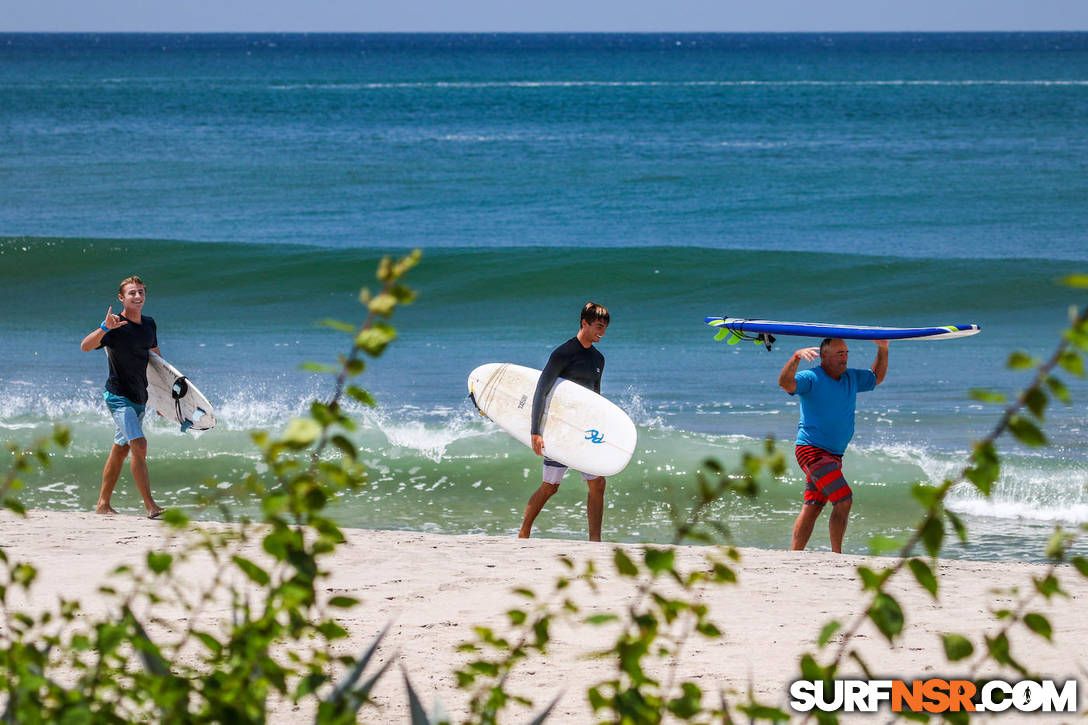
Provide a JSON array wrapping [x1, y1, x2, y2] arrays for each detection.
[[467, 363, 637, 478], [146, 352, 216, 432]]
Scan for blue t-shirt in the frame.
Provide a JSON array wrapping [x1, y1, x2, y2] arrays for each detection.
[[791, 366, 877, 455]]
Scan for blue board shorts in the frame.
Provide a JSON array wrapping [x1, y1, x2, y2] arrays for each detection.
[[542, 458, 596, 485], [104, 391, 147, 446]]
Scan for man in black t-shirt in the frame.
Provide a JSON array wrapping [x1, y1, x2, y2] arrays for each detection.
[[519, 302, 609, 541], [80, 276, 165, 519]]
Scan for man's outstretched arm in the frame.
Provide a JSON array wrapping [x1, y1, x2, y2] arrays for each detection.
[[871, 340, 889, 385], [779, 347, 818, 394]]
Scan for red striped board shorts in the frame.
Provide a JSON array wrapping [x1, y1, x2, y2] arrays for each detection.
[[795, 445, 853, 506]]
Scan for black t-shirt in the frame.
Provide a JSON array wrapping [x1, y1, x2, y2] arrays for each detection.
[[98, 315, 157, 405], [530, 337, 605, 436]]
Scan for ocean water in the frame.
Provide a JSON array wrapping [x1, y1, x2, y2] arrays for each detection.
[[1, 33, 1086, 560]]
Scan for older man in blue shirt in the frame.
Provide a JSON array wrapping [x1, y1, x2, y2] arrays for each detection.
[[778, 337, 889, 553]]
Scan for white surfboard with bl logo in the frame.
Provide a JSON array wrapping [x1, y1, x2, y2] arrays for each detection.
[[468, 363, 637, 478]]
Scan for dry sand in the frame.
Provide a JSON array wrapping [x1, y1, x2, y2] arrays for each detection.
[[1, 510, 1085, 722]]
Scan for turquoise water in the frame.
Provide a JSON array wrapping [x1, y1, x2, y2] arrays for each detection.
[[1, 34, 1086, 560]]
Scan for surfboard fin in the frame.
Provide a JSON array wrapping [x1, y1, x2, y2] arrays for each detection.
[[467, 391, 489, 419], [713, 327, 729, 341]]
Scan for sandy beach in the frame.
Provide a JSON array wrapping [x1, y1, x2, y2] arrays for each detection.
[[1, 510, 1085, 722]]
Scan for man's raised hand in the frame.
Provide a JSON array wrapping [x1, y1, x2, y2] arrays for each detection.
[[104, 306, 127, 330], [795, 346, 820, 362]]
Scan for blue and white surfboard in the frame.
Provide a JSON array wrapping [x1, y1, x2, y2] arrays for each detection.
[[705, 316, 980, 349]]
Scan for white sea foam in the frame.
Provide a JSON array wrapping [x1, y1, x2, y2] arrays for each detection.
[[858, 442, 1088, 524], [945, 498, 1088, 524], [0, 388, 105, 422], [615, 389, 668, 430]]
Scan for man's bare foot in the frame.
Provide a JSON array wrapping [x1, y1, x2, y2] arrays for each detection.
[[146, 507, 165, 520], [95, 504, 118, 515]]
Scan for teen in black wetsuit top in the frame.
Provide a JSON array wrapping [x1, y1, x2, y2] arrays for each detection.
[[519, 302, 610, 542]]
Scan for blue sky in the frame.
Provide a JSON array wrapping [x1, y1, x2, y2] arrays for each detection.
[[4, 0, 1087, 32]]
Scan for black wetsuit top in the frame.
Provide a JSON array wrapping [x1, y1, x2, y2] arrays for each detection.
[[97, 315, 157, 405], [530, 337, 605, 436]]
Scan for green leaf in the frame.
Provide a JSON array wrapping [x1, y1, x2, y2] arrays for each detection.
[[1008, 415, 1047, 447], [300, 362, 339, 374], [817, 620, 841, 647], [1007, 351, 1038, 370], [146, 552, 173, 574], [945, 510, 969, 545], [1023, 612, 1053, 641], [317, 621, 349, 640], [857, 566, 890, 591], [325, 624, 391, 708], [1058, 350, 1085, 377], [346, 386, 376, 407], [232, 556, 271, 586], [1033, 573, 1065, 600], [908, 558, 938, 598], [330, 435, 357, 462], [584, 614, 619, 626], [4, 498, 26, 516], [1045, 375, 1072, 403], [969, 389, 1007, 404], [643, 547, 675, 574], [193, 631, 223, 656], [328, 596, 359, 608], [613, 548, 639, 577], [941, 633, 974, 661], [920, 516, 945, 558], [390, 284, 417, 304], [799, 653, 828, 682], [737, 703, 791, 721], [125, 608, 171, 677], [311, 401, 335, 426], [695, 620, 722, 638], [162, 508, 189, 527], [965, 441, 1000, 496], [355, 323, 397, 357], [867, 592, 904, 641], [402, 668, 432, 725], [317, 318, 357, 333], [1072, 556, 1088, 578], [367, 292, 398, 317], [1045, 528, 1069, 560], [868, 535, 904, 556], [283, 417, 322, 447], [53, 426, 72, 447], [1060, 274, 1088, 289], [667, 682, 703, 719], [1024, 388, 1048, 420], [985, 632, 1021, 671], [911, 484, 941, 509]]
